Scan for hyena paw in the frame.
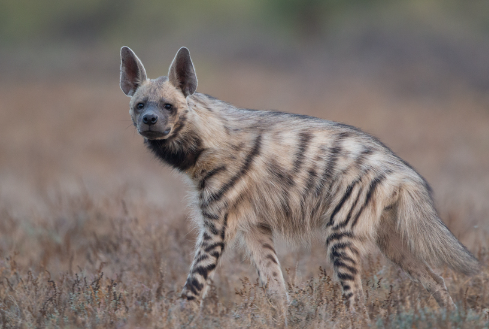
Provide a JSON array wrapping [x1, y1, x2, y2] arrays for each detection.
[[176, 295, 201, 325], [179, 294, 200, 313]]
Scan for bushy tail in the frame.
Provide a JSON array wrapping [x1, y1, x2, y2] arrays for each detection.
[[396, 182, 480, 276]]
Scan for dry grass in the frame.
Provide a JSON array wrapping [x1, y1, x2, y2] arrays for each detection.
[[1, 192, 488, 328], [0, 60, 488, 328]]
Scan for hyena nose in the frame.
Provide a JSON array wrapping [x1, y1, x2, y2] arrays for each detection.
[[142, 113, 158, 125]]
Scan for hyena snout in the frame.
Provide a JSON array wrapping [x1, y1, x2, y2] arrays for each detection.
[[142, 113, 158, 125], [137, 110, 171, 139]]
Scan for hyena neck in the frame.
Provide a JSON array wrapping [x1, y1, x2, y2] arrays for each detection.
[[144, 93, 228, 173], [144, 132, 204, 172]]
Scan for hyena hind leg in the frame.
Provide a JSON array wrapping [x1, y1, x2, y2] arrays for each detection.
[[326, 231, 368, 315], [241, 224, 288, 316], [376, 210, 456, 309]]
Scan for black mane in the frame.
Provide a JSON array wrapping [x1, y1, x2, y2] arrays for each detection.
[[145, 133, 204, 171]]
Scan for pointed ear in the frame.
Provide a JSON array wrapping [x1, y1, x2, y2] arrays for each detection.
[[120, 46, 147, 97], [168, 47, 197, 97]]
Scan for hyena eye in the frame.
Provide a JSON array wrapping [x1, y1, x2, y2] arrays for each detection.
[[136, 103, 144, 110], [164, 103, 172, 110]]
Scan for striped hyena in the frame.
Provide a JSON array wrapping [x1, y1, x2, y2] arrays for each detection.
[[120, 46, 479, 315]]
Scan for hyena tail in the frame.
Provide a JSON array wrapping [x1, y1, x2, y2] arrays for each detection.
[[396, 182, 480, 276]]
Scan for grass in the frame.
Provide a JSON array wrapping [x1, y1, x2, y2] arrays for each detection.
[[0, 192, 488, 328]]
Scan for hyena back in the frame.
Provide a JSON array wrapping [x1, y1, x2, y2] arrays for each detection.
[[120, 46, 480, 314]]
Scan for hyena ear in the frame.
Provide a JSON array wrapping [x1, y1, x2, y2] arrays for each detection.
[[120, 46, 148, 97], [168, 47, 198, 97]]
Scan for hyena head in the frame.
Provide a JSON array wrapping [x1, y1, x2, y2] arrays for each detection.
[[120, 46, 197, 140]]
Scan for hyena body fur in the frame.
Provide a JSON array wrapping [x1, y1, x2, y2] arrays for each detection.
[[120, 46, 479, 314]]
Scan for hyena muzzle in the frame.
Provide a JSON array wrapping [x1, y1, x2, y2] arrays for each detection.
[[120, 46, 480, 317]]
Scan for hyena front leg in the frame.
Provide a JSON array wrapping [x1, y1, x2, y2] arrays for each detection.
[[242, 224, 288, 316], [181, 212, 236, 303]]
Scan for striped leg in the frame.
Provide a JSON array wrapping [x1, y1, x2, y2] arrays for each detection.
[[326, 232, 366, 312], [242, 224, 287, 318], [181, 212, 235, 304]]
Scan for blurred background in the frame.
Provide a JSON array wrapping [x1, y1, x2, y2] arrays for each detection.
[[0, 0, 488, 322]]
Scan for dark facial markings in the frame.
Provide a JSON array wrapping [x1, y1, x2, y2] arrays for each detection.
[[133, 97, 148, 111], [157, 96, 176, 112]]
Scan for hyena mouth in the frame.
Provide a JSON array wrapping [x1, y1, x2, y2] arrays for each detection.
[[139, 128, 171, 140]]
